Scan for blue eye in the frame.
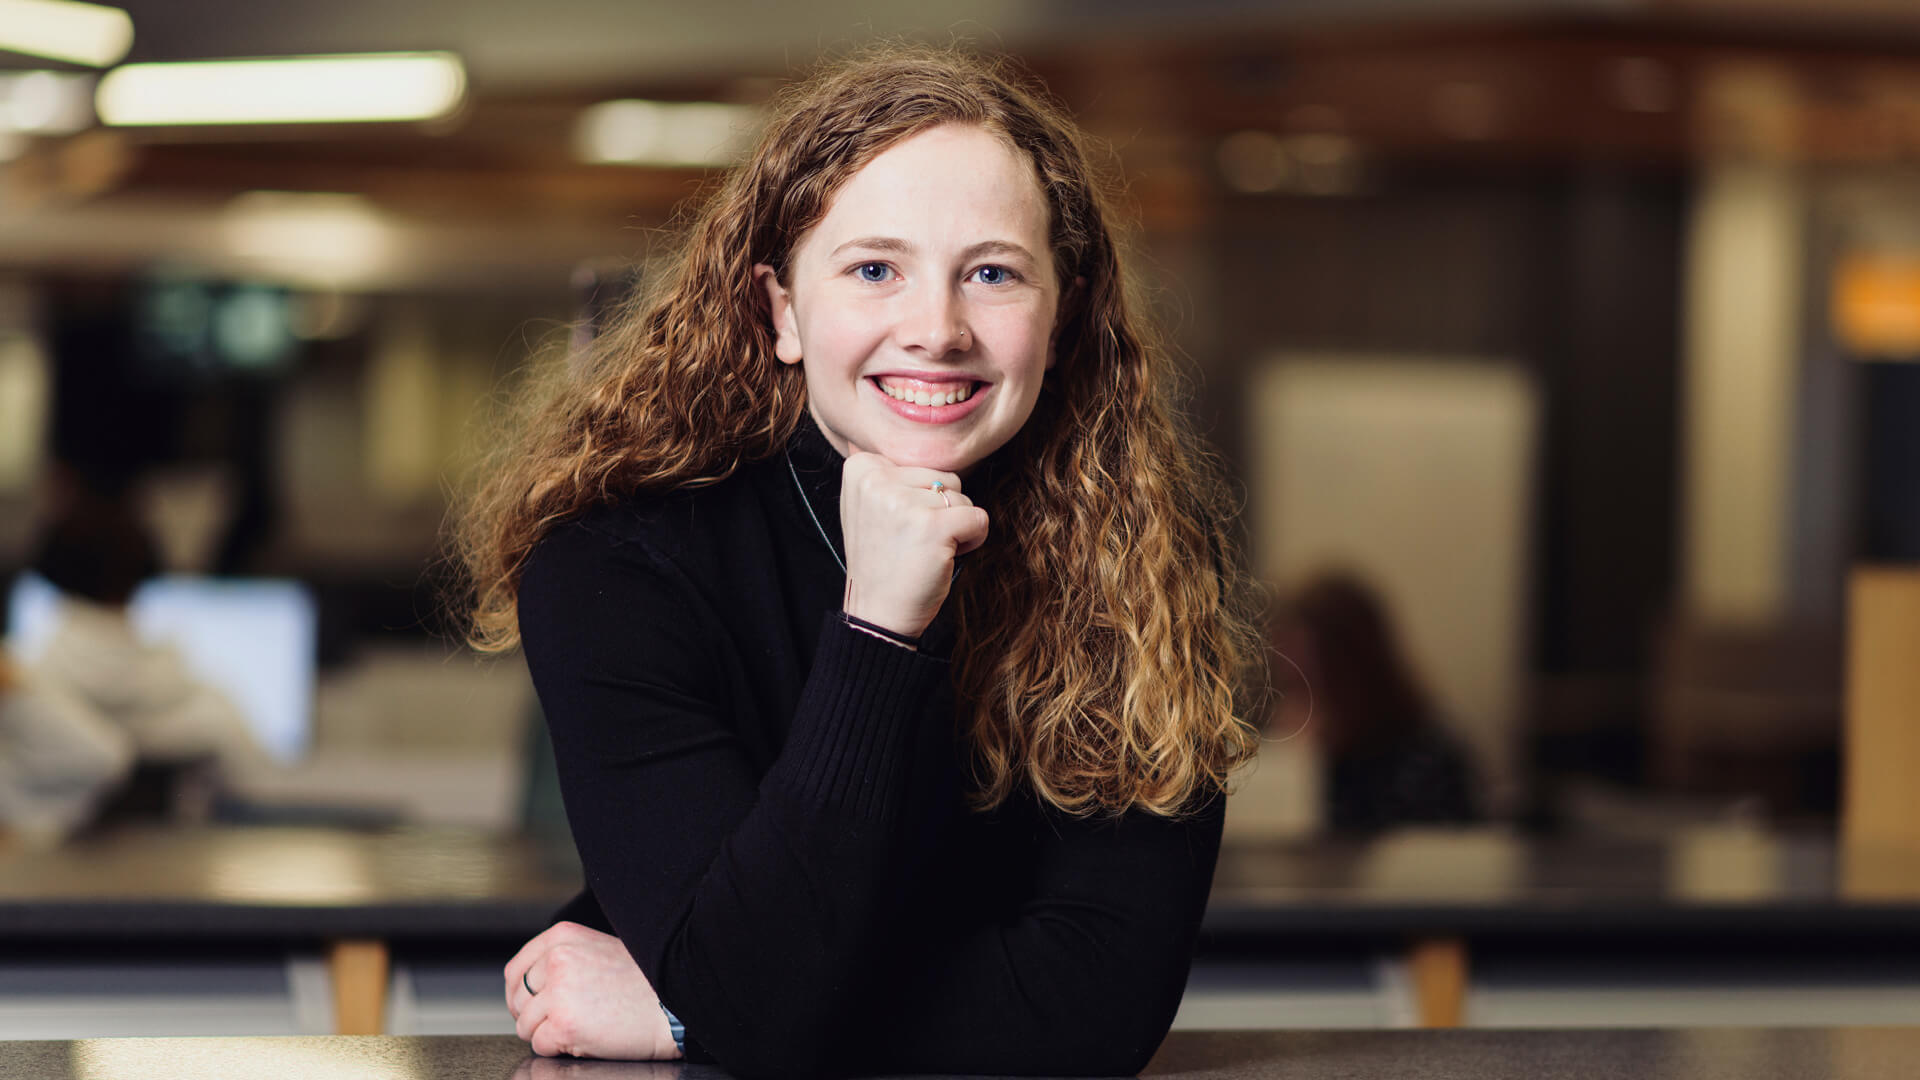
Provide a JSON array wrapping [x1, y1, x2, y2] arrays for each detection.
[[972, 265, 1013, 286], [856, 262, 892, 283]]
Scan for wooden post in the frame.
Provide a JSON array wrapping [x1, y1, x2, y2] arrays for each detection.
[[1408, 937, 1468, 1028], [329, 939, 390, 1035], [1843, 567, 1920, 857]]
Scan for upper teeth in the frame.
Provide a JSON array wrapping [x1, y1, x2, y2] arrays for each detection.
[[879, 379, 975, 407]]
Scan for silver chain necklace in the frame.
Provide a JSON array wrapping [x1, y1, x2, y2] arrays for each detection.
[[785, 448, 846, 576], [784, 447, 962, 582]]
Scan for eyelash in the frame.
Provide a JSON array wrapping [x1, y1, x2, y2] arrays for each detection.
[[850, 262, 1021, 286]]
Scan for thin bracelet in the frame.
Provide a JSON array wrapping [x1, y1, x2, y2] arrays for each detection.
[[846, 620, 916, 652], [842, 613, 920, 650]]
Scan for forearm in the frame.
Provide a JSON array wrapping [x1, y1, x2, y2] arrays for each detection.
[[548, 613, 953, 1079]]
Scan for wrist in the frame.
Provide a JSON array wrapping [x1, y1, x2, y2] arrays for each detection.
[[842, 612, 920, 651], [840, 590, 926, 642]]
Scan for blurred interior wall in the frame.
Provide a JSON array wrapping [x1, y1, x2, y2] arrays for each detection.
[[0, 279, 47, 563], [363, 307, 440, 506], [1654, 61, 1861, 807], [0, 283, 47, 494], [1680, 154, 1804, 626], [1676, 61, 1865, 631]]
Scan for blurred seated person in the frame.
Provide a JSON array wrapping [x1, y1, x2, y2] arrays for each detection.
[[1271, 572, 1480, 833], [26, 494, 269, 819], [0, 642, 132, 843]]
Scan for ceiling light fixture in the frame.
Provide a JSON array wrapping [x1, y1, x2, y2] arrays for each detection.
[[0, 0, 132, 68], [0, 70, 95, 134], [96, 52, 466, 127], [220, 191, 396, 288], [575, 99, 760, 167]]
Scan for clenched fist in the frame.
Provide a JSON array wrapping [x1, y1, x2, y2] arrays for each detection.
[[504, 921, 682, 1061], [838, 451, 989, 640]]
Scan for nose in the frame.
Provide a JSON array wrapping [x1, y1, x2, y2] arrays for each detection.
[[895, 282, 969, 357]]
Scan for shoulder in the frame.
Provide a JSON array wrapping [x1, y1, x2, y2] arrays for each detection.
[[524, 462, 771, 585], [517, 460, 786, 646], [517, 498, 663, 609]]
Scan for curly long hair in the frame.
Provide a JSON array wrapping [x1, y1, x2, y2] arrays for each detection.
[[455, 44, 1266, 819]]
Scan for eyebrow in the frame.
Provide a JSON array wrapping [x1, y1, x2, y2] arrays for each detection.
[[826, 236, 1040, 265]]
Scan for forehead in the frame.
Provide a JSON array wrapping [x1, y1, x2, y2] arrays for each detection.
[[804, 124, 1050, 255]]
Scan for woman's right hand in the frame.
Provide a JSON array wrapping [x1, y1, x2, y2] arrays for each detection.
[[839, 451, 989, 640], [505, 921, 681, 1061]]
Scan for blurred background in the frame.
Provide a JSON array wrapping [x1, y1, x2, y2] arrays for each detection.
[[2, 0, 1919, 1044]]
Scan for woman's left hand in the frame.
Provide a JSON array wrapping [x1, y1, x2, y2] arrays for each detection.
[[504, 920, 683, 1060]]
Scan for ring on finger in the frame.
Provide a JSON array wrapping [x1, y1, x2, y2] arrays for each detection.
[[930, 480, 951, 508], [524, 970, 537, 996]]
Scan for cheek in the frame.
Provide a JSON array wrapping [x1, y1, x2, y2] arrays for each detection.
[[981, 309, 1056, 373], [798, 306, 887, 366]]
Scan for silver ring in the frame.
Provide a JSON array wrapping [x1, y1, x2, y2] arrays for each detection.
[[931, 480, 950, 508], [523, 970, 536, 996]]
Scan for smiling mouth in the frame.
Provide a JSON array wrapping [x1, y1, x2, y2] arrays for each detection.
[[869, 377, 986, 407]]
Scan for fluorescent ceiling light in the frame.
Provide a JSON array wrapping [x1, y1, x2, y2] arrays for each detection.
[[97, 52, 466, 126], [0, 71, 94, 134], [0, 0, 132, 67], [576, 99, 760, 167]]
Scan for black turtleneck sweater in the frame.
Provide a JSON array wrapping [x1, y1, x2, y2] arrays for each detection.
[[516, 414, 1225, 1080]]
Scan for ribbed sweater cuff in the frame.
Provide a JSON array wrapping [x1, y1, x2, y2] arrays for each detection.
[[776, 609, 948, 821]]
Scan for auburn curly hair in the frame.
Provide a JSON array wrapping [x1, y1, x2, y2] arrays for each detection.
[[455, 43, 1267, 819]]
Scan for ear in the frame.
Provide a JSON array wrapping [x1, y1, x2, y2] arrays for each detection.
[[754, 263, 803, 365], [1045, 274, 1088, 371]]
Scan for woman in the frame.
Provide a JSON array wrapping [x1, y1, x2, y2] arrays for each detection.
[[0, 643, 133, 843], [25, 486, 266, 807], [1271, 573, 1479, 833], [28, 493, 266, 801], [459, 45, 1266, 1080]]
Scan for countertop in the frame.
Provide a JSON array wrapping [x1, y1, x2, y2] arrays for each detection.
[[0, 826, 580, 938], [5, 825, 1920, 942], [5, 1028, 1920, 1079]]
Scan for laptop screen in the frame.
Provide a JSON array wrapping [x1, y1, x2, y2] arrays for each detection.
[[5, 572, 317, 764]]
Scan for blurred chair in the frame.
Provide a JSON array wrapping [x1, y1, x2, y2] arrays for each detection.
[[1649, 620, 1842, 816]]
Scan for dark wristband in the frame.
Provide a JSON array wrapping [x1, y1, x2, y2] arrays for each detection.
[[842, 613, 922, 648], [660, 1002, 686, 1055]]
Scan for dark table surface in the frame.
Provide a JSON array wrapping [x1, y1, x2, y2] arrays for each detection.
[[1205, 827, 1920, 940], [0, 826, 581, 938], [5, 1028, 1920, 1079], [4, 824, 1920, 941]]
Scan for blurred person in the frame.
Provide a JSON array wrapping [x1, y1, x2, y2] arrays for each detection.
[[27, 491, 270, 812], [462, 45, 1267, 1076], [0, 641, 133, 843], [1271, 572, 1479, 833]]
